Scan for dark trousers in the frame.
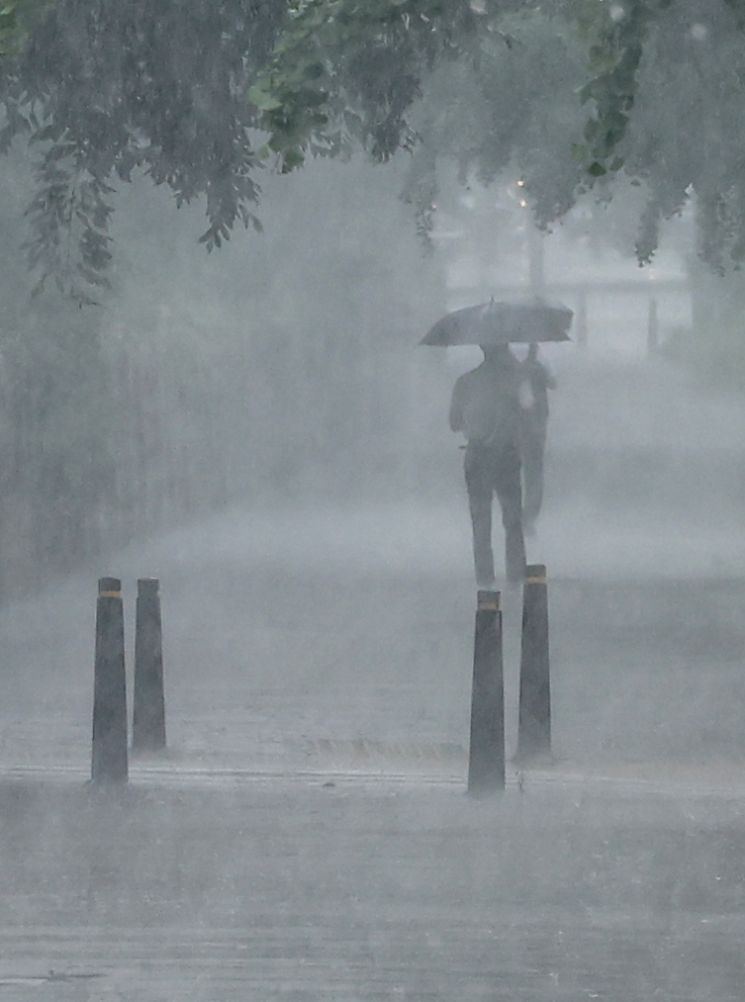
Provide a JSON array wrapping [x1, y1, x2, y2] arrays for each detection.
[[521, 427, 546, 525], [464, 443, 526, 587]]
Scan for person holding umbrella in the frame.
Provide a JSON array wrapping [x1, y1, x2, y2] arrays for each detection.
[[449, 342, 526, 587], [421, 297, 572, 589]]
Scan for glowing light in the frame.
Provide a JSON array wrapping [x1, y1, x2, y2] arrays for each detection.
[[610, 4, 625, 22], [690, 22, 708, 41], [516, 179, 526, 188], [519, 199, 528, 209]]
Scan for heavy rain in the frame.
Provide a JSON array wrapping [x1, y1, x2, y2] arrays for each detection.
[[1, 1, 745, 999]]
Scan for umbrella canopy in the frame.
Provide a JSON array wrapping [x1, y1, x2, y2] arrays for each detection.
[[421, 297, 573, 346]]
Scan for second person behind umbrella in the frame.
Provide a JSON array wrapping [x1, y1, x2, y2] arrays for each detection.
[[519, 343, 557, 535]]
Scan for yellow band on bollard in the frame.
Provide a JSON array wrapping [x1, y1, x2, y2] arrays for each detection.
[[526, 577, 546, 585], [477, 593, 500, 611], [99, 591, 122, 599]]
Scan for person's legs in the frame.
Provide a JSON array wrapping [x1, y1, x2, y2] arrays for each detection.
[[494, 445, 526, 585], [465, 448, 496, 589]]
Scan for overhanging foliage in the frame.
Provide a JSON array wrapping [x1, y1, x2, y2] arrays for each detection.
[[2, 0, 745, 299]]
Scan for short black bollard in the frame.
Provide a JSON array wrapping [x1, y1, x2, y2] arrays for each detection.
[[515, 563, 551, 764], [467, 590, 505, 796], [132, 578, 166, 753], [91, 577, 128, 784]]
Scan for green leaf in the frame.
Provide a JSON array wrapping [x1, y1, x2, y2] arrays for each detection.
[[247, 83, 283, 111], [281, 147, 306, 170]]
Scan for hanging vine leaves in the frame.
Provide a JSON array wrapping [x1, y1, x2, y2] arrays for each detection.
[[251, 0, 487, 170], [0, 0, 286, 300], [3, 0, 745, 296]]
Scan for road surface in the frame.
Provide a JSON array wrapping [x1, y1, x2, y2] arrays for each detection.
[[1, 357, 744, 999]]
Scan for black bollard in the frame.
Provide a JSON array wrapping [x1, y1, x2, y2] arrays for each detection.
[[91, 577, 128, 783], [515, 563, 551, 764], [467, 590, 505, 796], [132, 578, 166, 753]]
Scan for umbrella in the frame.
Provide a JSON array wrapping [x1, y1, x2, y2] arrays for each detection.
[[420, 297, 573, 346]]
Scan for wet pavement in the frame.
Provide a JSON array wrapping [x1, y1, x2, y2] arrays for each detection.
[[1, 772, 745, 1001], [1, 359, 745, 999], [1, 512, 745, 1000]]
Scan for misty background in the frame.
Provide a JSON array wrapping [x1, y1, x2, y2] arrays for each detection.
[[2, 130, 745, 771], [0, 137, 742, 591]]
